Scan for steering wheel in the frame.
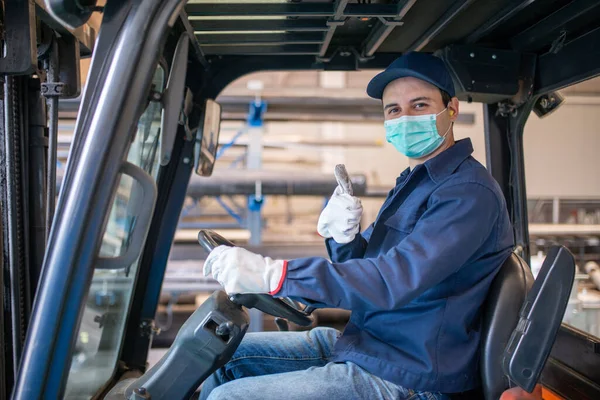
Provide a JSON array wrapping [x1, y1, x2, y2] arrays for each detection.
[[198, 230, 313, 327]]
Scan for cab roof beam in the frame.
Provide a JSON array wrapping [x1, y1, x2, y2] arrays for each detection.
[[318, 0, 350, 58], [186, 2, 401, 18], [535, 26, 600, 95], [511, 0, 600, 52], [464, 0, 538, 44], [406, 0, 476, 52], [191, 19, 329, 32], [361, 0, 418, 58], [202, 44, 321, 56], [197, 32, 324, 46]]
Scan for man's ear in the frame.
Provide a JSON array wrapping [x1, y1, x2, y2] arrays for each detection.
[[448, 97, 459, 121]]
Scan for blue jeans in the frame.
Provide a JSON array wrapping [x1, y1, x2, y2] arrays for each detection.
[[200, 327, 450, 400]]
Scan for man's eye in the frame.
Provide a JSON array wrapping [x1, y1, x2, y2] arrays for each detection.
[[414, 103, 428, 109], [388, 107, 399, 114]]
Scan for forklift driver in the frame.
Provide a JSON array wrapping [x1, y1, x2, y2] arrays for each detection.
[[201, 52, 514, 400]]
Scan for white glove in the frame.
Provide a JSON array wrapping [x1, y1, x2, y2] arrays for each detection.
[[203, 245, 287, 295], [317, 186, 363, 244]]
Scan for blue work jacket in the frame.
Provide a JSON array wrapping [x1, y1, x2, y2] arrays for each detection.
[[278, 139, 514, 393]]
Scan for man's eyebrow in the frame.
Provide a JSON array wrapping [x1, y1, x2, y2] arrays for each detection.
[[384, 97, 433, 109]]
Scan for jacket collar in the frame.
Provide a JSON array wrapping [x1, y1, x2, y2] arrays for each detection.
[[395, 139, 473, 185], [424, 138, 474, 183]]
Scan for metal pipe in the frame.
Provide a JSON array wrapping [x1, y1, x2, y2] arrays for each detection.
[[185, 170, 368, 197], [45, 40, 59, 240]]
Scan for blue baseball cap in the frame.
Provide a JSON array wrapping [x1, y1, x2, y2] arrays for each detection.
[[367, 52, 456, 100]]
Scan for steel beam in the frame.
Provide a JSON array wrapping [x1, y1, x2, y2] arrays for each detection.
[[186, 3, 400, 18], [318, 0, 349, 57], [511, 0, 600, 52], [203, 44, 321, 56], [535, 27, 600, 95], [333, 0, 350, 20], [197, 32, 324, 46], [362, 18, 404, 57], [406, 0, 476, 52], [361, 0, 418, 57], [201, 53, 399, 99], [191, 19, 329, 32], [465, 0, 538, 44], [187, 2, 333, 17]]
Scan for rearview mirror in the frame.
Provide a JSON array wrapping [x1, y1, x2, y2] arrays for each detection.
[[194, 99, 222, 177]]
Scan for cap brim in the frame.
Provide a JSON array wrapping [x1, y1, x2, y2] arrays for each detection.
[[366, 68, 447, 100]]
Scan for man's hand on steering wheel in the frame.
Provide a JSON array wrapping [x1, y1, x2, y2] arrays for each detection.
[[203, 246, 288, 296]]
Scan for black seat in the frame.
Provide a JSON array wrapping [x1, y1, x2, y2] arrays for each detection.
[[451, 246, 575, 400], [480, 253, 534, 400]]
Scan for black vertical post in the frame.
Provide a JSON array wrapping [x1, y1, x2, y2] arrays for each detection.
[[0, 84, 6, 400], [27, 79, 48, 298], [1, 75, 31, 392], [484, 101, 535, 264]]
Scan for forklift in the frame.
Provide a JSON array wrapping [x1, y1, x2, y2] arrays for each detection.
[[0, 1, 598, 399]]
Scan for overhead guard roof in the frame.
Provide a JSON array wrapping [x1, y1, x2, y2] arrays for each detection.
[[182, 0, 600, 96], [184, 0, 599, 59]]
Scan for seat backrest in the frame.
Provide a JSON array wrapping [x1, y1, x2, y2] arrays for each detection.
[[480, 253, 534, 400]]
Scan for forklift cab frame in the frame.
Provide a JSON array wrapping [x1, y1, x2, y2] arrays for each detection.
[[0, 1, 599, 399]]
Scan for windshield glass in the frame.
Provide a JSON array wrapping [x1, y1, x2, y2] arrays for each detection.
[[64, 64, 165, 399], [524, 85, 600, 341]]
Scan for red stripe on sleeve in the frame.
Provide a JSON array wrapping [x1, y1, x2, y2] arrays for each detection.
[[269, 260, 288, 295]]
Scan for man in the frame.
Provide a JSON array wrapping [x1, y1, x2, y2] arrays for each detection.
[[200, 52, 514, 400]]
